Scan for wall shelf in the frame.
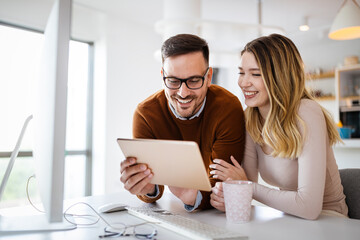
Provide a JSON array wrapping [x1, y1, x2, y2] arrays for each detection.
[[306, 71, 336, 100], [339, 96, 360, 101], [315, 96, 335, 101], [306, 71, 335, 80]]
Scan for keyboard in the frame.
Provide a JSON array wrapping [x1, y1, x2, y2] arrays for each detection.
[[126, 207, 247, 240]]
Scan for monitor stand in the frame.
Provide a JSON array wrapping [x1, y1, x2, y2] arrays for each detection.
[[0, 214, 76, 234], [0, 114, 76, 234], [0, 116, 33, 201]]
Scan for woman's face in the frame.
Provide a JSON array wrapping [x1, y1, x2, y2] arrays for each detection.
[[238, 51, 270, 116]]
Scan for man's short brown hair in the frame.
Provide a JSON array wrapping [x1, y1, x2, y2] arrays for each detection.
[[161, 34, 209, 65]]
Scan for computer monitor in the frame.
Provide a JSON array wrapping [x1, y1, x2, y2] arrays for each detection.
[[0, 0, 75, 233], [33, 0, 70, 223]]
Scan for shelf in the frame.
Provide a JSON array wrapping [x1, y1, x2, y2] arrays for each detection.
[[340, 96, 360, 101], [315, 96, 335, 101], [337, 64, 360, 72], [306, 71, 335, 80]]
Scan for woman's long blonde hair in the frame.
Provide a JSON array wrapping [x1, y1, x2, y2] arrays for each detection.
[[242, 34, 341, 158]]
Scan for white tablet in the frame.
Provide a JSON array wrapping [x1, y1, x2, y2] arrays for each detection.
[[117, 138, 211, 192]]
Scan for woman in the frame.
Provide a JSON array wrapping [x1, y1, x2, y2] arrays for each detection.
[[209, 34, 348, 220]]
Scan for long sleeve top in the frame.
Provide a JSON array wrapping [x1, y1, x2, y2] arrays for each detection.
[[133, 85, 246, 209], [243, 99, 348, 220]]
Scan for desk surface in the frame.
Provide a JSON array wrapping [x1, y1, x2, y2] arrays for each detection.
[[1, 190, 359, 240]]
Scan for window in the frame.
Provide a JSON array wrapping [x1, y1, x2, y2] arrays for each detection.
[[0, 24, 93, 208]]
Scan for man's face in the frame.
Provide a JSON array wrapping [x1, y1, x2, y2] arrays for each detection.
[[162, 51, 212, 118]]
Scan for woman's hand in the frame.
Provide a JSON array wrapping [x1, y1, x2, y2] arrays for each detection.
[[210, 182, 225, 212], [209, 156, 248, 181]]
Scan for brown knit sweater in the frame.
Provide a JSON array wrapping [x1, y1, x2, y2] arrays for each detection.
[[133, 85, 245, 209]]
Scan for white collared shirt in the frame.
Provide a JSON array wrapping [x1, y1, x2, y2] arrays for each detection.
[[168, 97, 206, 120]]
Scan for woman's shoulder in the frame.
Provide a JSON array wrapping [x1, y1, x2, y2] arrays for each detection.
[[298, 98, 323, 117], [297, 99, 327, 132]]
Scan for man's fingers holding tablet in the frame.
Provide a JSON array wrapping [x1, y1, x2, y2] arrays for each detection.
[[120, 157, 137, 173], [125, 171, 154, 195]]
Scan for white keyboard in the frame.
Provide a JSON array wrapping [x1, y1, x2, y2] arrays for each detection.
[[126, 207, 247, 240]]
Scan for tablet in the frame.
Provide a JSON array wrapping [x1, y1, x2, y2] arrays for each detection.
[[117, 138, 211, 192]]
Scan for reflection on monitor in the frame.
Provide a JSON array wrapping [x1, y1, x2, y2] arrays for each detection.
[[0, 0, 75, 233]]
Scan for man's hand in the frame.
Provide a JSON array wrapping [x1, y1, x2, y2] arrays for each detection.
[[120, 157, 155, 195], [168, 186, 198, 206], [210, 182, 225, 211]]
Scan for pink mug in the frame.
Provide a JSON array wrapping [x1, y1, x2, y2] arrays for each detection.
[[223, 180, 253, 223]]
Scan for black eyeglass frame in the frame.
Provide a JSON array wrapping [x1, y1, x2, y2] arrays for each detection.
[[162, 67, 210, 90]]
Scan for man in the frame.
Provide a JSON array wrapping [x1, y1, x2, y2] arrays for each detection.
[[120, 34, 245, 211]]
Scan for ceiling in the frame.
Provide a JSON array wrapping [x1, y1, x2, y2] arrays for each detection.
[[73, 0, 344, 35], [71, 0, 350, 50], [0, 0, 352, 53]]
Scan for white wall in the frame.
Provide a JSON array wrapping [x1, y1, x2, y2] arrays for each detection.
[[296, 36, 360, 72], [0, 0, 52, 30], [103, 15, 162, 193]]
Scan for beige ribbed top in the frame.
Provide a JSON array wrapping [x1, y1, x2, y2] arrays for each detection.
[[243, 99, 348, 220]]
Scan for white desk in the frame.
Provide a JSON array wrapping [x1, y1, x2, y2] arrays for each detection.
[[1, 191, 359, 240]]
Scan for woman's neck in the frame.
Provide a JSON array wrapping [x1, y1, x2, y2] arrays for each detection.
[[258, 104, 270, 120]]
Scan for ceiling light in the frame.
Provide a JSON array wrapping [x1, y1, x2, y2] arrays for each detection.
[[299, 17, 310, 31], [299, 25, 310, 31], [328, 0, 360, 40]]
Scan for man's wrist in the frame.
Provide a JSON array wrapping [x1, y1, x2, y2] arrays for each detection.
[[184, 191, 202, 212], [146, 185, 159, 198], [179, 189, 198, 205]]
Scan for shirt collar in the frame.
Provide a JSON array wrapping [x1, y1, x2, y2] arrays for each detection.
[[168, 97, 206, 120]]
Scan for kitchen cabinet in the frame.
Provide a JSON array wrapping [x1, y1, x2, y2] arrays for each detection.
[[335, 64, 360, 138], [336, 64, 360, 101]]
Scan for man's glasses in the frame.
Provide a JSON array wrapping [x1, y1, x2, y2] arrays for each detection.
[[163, 67, 209, 90], [99, 222, 157, 239]]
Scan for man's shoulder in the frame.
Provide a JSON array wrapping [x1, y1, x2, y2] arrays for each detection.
[[207, 85, 242, 109], [208, 84, 238, 99], [137, 89, 166, 111]]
